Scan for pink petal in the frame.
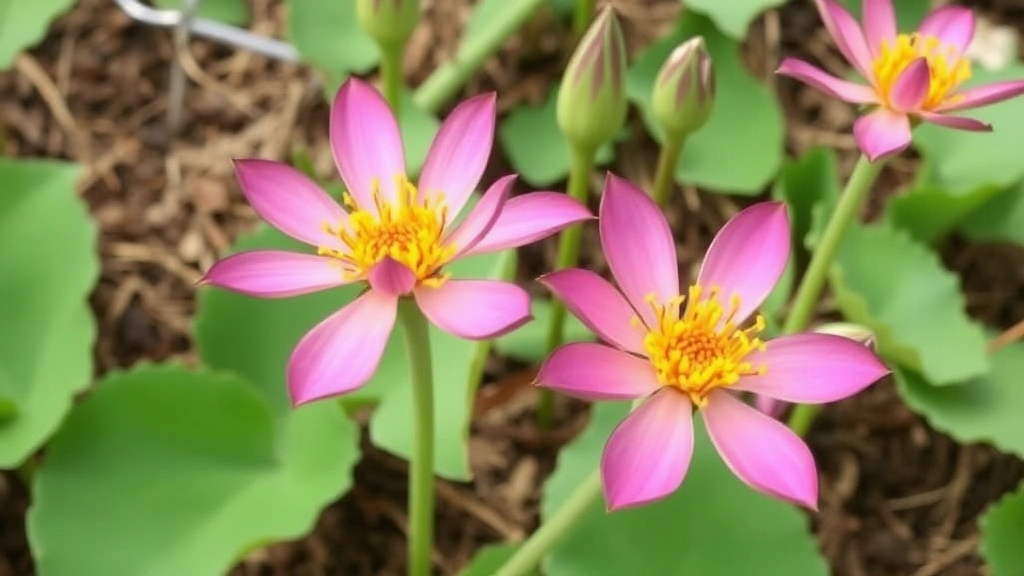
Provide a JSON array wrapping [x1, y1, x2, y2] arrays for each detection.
[[540, 269, 646, 353], [599, 173, 679, 326], [601, 389, 694, 511], [939, 80, 1024, 112], [464, 192, 594, 257], [414, 280, 531, 340], [235, 159, 348, 250], [536, 342, 661, 401], [695, 202, 790, 326], [287, 290, 397, 405], [418, 93, 496, 216], [918, 5, 975, 55], [444, 175, 514, 258], [862, 0, 897, 57], [755, 395, 788, 420], [776, 58, 877, 104], [887, 58, 930, 112], [702, 390, 818, 510], [367, 257, 417, 297], [918, 111, 992, 132], [853, 107, 912, 161], [813, 0, 874, 77], [731, 333, 890, 404], [201, 250, 349, 298], [329, 78, 407, 210]]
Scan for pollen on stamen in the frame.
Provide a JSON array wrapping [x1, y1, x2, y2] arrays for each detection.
[[642, 284, 767, 407]]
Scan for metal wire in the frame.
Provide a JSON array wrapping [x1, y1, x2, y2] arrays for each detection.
[[112, 0, 301, 62]]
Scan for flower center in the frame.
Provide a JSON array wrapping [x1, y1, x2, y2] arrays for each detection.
[[871, 33, 971, 111], [319, 176, 456, 287], [641, 285, 766, 408]]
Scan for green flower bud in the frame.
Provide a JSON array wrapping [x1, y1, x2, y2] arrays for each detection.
[[652, 37, 715, 141], [813, 322, 878, 351], [357, 0, 420, 48], [556, 7, 628, 153]]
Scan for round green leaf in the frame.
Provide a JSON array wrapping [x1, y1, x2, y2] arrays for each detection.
[[980, 480, 1024, 576], [886, 184, 1005, 244], [914, 64, 1024, 194], [543, 402, 829, 576], [895, 341, 1024, 459], [287, 0, 379, 86], [959, 180, 1024, 246], [27, 363, 359, 576], [684, 0, 786, 39], [627, 12, 784, 195], [498, 85, 615, 187], [0, 159, 98, 468], [772, 147, 839, 249], [0, 0, 76, 69], [830, 222, 988, 385], [460, 544, 536, 576]]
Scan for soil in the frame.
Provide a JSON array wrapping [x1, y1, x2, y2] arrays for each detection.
[[2, 0, 1023, 575]]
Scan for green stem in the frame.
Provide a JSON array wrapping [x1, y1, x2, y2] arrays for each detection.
[[571, 0, 595, 39], [398, 299, 435, 576], [783, 154, 885, 435], [493, 469, 603, 576], [537, 146, 597, 427], [380, 42, 405, 115], [413, 0, 544, 114], [651, 136, 684, 208]]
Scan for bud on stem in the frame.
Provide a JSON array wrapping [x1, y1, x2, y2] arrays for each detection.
[[652, 37, 715, 142], [357, 0, 420, 48]]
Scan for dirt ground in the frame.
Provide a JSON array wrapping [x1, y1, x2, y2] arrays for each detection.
[[2, 0, 1024, 574]]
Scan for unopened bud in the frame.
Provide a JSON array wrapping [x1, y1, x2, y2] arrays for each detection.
[[357, 0, 420, 47], [814, 322, 878, 350], [556, 7, 628, 153], [652, 37, 715, 141]]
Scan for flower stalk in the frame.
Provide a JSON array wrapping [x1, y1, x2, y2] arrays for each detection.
[[783, 154, 885, 435], [538, 146, 596, 425], [651, 136, 684, 208], [398, 298, 435, 576]]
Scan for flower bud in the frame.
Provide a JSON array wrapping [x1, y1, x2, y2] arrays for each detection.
[[652, 37, 715, 142], [556, 7, 628, 153], [356, 0, 420, 48], [813, 322, 878, 351]]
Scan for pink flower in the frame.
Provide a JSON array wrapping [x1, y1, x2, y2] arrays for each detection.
[[536, 174, 890, 511], [777, 0, 1024, 161], [201, 78, 592, 406]]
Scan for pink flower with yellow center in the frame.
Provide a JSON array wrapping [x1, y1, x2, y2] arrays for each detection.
[[777, 0, 1024, 161], [202, 78, 592, 405], [536, 174, 890, 511]]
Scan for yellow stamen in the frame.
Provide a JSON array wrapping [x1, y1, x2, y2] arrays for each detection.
[[642, 285, 766, 408], [871, 33, 971, 111], [318, 175, 456, 287]]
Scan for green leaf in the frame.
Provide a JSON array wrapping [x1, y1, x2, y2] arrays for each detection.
[[627, 12, 784, 195], [838, 0, 929, 33], [773, 146, 839, 249], [494, 299, 594, 363], [0, 159, 97, 468], [886, 184, 1005, 244], [980, 480, 1024, 576], [460, 543, 536, 576], [914, 63, 1024, 194], [895, 341, 1024, 459], [27, 364, 359, 576], [151, 0, 249, 25], [0, 0, 76, 69], [684, 0, 787, 39], [196, 222, 511, 480], [543, 402, 828, 576], [959, 180, 1024, 246], [498, 85, 614, 187], [287, 0, 379, 86], [830, 222, 988, 385]]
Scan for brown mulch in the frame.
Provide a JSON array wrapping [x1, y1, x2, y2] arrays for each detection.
[[2, 0, 1023, 575]]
